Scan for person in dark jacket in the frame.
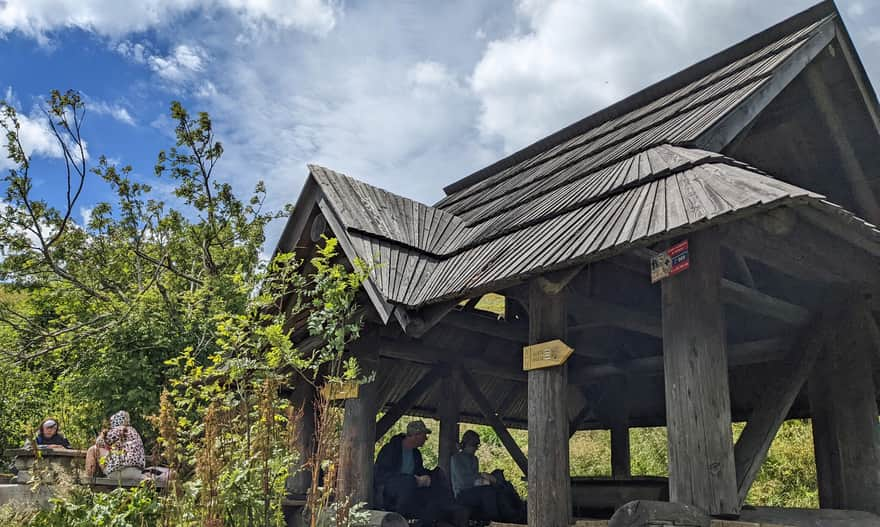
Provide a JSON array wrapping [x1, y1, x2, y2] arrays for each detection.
[[31, 419, 72, 449], [375, 420, 462, 525]]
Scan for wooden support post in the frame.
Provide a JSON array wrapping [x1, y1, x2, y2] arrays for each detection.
[[459, 367, 529, 476], [662, 229, 738, 516], [603, 376, 631, 480], [287, 378, 317, 497], [808, 303, 880, 514], [733, 314, 827, 506], [375, 367, 443, 440], [437, 368, 460, 475], [528, 279, 571, 526], [337, 344, 380, 506]]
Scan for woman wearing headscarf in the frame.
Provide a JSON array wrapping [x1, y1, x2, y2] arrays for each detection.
[[85, 410, 145, 477], [30, 418, 72, 449]]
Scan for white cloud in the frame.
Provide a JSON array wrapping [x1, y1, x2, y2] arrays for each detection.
[[470, 0, 820, 152], [148, 44, 208, 83], [0, 0, 338, 42], [0, 106, 64, 170], [87, 100, 136, 126]]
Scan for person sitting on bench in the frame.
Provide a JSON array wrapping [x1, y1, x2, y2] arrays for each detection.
[[85, 410, 145, 479], [374, 420, 460, 525], [28, 418, 72, 449], [451, 430, 525, 524]]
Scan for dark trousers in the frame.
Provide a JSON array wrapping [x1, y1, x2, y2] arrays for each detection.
[[382, 471, 462, 525], [456, 486, 500, 521]]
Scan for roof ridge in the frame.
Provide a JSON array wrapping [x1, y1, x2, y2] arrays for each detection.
[[440, 0, 836, 198]]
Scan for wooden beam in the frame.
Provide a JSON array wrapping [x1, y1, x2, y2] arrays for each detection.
[[528, 278, 571, 526], [439, 309, 528, 343], [809, 302, 880, 514], [796, 205, 880, 259], [725, 216, 880, 285], [696, 19, 835, 152], [732, 251, 756, 288], [569, 338, 788, 382], [378, 338, 525, 383], [458, 366, 528, 476], [720, 279, 810, 325], [338, 343, 379, 505], [403, 300, 460, 338], [569, 298, 662, 338], [662, 228, 738, 515], [805, 65, 880, 225], [733, 315, 830, 507], [375, 366, 443, 440], [631, 248, 812, 326], [536, 264, 585, 295]]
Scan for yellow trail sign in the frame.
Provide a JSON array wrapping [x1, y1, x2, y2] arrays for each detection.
[[322, 381, 360, 401], [522, 339, 574, 371]]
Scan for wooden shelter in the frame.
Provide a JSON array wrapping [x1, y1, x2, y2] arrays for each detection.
[[276, 1, 880, 524]]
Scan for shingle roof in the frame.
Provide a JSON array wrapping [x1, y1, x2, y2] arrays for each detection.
[[284, 1, 880, 319], [313, 144, 877, 307]]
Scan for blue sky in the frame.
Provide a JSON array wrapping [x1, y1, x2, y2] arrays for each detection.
[[2, 0, 879, 249]]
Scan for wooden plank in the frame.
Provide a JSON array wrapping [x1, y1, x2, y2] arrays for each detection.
[[527, 278, 571, 526], [374, 366, 443, 440], [808, 302, 880, 514], [662, 228, 738, 515], [459, 367, 528, 476], [796, 203, 880, 259], [733, 314, 830, 506], [378, 338, 525, 383], [337, 343, 380, 505], [805, 65, 880, 225], [600, 376, 631, 480], [287, 378, 316, 497]]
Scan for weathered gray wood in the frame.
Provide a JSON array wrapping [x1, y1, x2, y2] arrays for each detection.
[[732, 251, 756, 289], [287, 378, 316, 497], [725, 216, 880, 285], [403, 300, 461, 338], [696, 19, 835, 152], [536, 264, 585, 295], [733, 314, 828, 506], [796, 205, 880, 260], [437, 368, 460, 475], [662, 229, 738, 516], [378, 338, 525, 383], [805, 65, 880, 225], [374, 366, 443, 440], [528, 278, 571, 527], [440, 309, 529, 343], [608, 500, 710, 527], [720, 278, 809, 326], [337, 344, 379, 506], [569, 392, 594, 438], [317, 199, 395, 324], [459, 367, 529, 476], [604, 376, 631, 480], [738, 505, 880, 526], [808, 302, 880, 514]]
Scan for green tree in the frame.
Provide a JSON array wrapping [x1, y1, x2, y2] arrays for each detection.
[[0, 90, 285, 451]]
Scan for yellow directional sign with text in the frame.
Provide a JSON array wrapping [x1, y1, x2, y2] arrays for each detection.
[[522, 339, 574, 371], [322, 381, 360, 401]]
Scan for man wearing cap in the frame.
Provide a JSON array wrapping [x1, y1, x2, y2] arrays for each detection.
[[374, 420, 438, 518]]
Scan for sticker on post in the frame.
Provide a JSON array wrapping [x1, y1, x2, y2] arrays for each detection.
[[650, 240, 690, 283], [523, 339, 574, 371]]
